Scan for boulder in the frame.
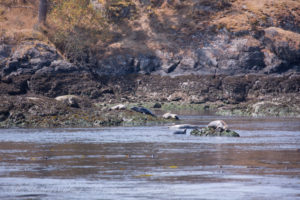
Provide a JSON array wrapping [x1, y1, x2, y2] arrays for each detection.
[[153, 102, 162, 108]]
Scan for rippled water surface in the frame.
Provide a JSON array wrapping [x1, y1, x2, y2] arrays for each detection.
[[0, 116, 300, 200]]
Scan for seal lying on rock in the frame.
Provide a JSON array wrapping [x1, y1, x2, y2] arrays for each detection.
[[55, 95, 80, 108], [207, 120, 228, 130], [110, 104, 126, 110], [163, 112, 179, 120], [131, 106, 156, 117], [191, 120, 239, 137]]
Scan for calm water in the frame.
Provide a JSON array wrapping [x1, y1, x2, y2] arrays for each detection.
[[0, 116, 300, 200]]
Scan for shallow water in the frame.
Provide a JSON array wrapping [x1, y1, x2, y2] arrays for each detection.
[[0, 116, 300, 200]]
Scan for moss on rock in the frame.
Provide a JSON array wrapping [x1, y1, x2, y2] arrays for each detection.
[[190, 127, 240, 137]]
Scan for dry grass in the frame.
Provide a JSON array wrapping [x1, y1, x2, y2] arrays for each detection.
[[0, 0, 299, 60], [211, 0, 300, 32], [0, 0, 40, 43]]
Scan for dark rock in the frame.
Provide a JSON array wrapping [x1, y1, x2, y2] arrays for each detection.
[[263, 27, 300, 73], [222, 76, 249, 103], [0, 44, 11, 58], [93, 54, 139, 76], [0, 100, 12, 122], [163, 60, 181, 73], [1, 42, 60, 77], [2, 60, 19, 76], [93, 54, 161, 76], [1, 77, 12, 84], [0, 45, 10, 70], [0, 110, 10, 122], [190, 127, 240, 137], [52, 60, 80, 73], [153, 102, 161, 108], [9, 112, 26, 124], [137, 55, 161, 74], [28, 71, 102, 98], [195, 35, 265, 74]]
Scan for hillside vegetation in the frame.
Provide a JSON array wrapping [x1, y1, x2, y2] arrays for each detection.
[[0, 0, 299, 73], [0, 0, 300, 126]]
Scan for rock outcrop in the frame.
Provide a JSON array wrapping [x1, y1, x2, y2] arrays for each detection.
[[190, 127, 240, 137], [0, 41, 105, 99], [263, 27, 300, 73], [190, 120, 239, 137], [90, 27, 300, 77]]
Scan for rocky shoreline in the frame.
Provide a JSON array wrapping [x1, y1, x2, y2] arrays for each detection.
[[1, 92, 299, 128], [1, 0, 300, 128], [1, 37, 299, 128], [0, 95, 177, 128]]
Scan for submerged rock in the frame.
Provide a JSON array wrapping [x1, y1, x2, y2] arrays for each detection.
[[190, 127, 240, 137]]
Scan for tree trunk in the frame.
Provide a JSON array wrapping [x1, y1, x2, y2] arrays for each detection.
[[38, 0, 47, 24]]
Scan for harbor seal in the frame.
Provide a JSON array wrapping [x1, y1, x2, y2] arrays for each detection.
[[173, 129, 187, 134], [163, 112, 179, 120], [207, 120, 228, 130], [169, 124, 200, 129], [131, 106, 156, 117], [110, 104, 126, 110]]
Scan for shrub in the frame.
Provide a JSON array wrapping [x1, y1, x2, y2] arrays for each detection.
[[48, 0, 108, 63]]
